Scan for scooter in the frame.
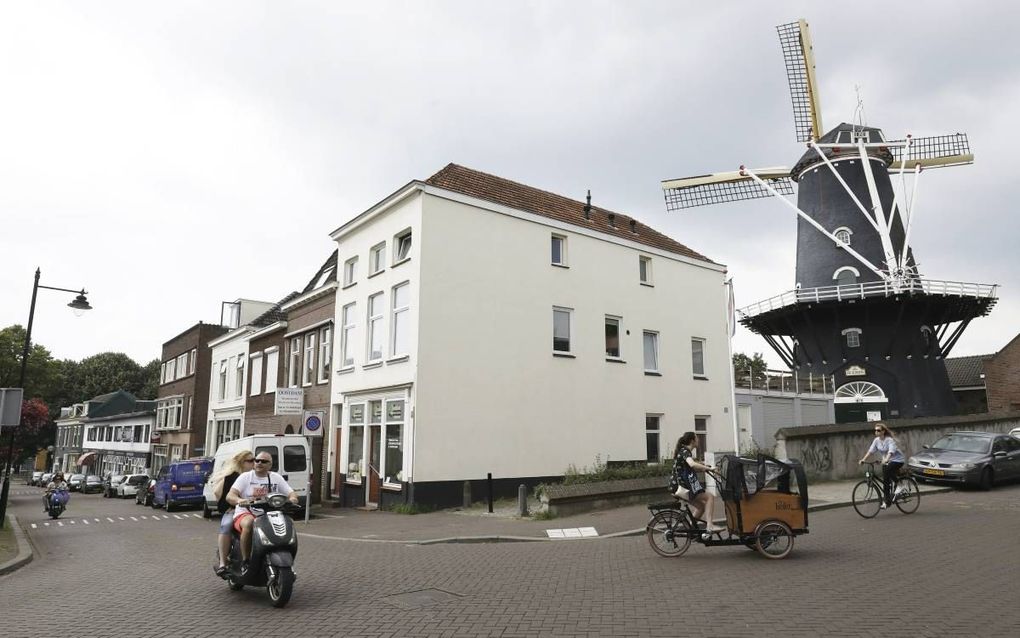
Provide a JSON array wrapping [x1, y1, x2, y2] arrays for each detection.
[[220, 493, 299, 608], [45, 489, 69, 519]]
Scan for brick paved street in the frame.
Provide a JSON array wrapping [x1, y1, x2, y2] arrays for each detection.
[[2, 484, 1018, 637]]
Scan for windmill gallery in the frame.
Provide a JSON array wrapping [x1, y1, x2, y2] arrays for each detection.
[[662, 19, 997, 423]]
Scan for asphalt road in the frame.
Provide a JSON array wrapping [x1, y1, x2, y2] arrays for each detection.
[[2, 483, 1018, 637]]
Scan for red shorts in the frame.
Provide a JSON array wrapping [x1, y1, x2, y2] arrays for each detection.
[[233, 511, 255, 533]]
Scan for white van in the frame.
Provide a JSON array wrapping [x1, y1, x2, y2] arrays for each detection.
[[202, 434, 311, 518]]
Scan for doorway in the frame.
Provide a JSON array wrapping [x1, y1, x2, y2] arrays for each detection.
[[366, 425, 381, 506]]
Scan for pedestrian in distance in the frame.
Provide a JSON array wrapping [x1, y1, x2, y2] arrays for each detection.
[[211, 450, 255, 578], [673, 432, 726, 532], [858, 422, 905, 508]]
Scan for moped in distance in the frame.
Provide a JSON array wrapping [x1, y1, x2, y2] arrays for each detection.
[[220, 493, 299, 608], [45, 489, 70, 519]]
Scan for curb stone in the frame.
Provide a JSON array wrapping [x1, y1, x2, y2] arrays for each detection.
[[0, 515, 33, 576]]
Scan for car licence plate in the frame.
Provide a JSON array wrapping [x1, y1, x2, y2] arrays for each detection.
[[922, 468, 945, 477]]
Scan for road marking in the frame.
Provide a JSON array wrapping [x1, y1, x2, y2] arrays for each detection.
[[173, 514, 182, 519], [43, 522, 49, 527], [57, 521, 64, 527], [69, 520, 76, 525], [107, 517, 114, 522], [82, 519, 89, 525], [94, 518, 100, 522], [140, 515, 147, 520], [130, 516, 138, 521], [193, 513, 202, 518], [118, 517, 125, 520], [545, 527, 599, 539], [31, 523, 37, 529], [162, 515, 170, 519]]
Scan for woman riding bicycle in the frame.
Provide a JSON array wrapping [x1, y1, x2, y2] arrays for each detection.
[[858, 422, 904, 508], [672, 432, 725, 532]]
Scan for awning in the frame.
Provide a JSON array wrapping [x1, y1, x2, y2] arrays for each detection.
[[76, 451, 99, 466]]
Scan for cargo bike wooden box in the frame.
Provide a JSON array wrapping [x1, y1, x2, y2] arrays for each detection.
[[646, 454, 809, 559]]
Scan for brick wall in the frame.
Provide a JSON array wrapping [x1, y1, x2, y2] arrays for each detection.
[[985, 334, 1020, 413], [157, 322, 228, 456]]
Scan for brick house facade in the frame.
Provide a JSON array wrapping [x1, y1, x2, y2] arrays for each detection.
[[984, 333, 1020, 413], [243, 252, 337, 504], [154, 322, 228, 474]]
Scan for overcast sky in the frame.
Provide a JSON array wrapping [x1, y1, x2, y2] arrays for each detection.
[[2, 1, 1017, 369]]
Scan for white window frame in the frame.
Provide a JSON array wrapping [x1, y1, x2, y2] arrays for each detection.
[[639, 256, 653, 285], [250, 352, 263, 396], [833, 226, 853, 247], [343, 256, 358, 287], [189, 348, 197, 375], [551, 234, 567, 266], [167, 358, 177, 383], [176, 352, 188, 379], [318, 325, 332, 383], [643, 331, 659, 373], [553, 306, 573, 354], [218, 360, 228, 401], [391, 282, 409, 358], [367, 293, 384, 362], [691, 337, 707, 377], [235, 354, 245, 398], [394, 229, 412, 264], [645, 414, 662, 463], [264, 348, 279, 394], [369, 242, 386, 275], [289, 336, 301, 388], [833, 266, 860, 286], [303, 332, 316, 386], [605, 315, 622, 359], [842, 327, 863, 349], [340, 302, 356, 369]]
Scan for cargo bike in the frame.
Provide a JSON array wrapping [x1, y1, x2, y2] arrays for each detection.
[[646, 454, 809, 560]]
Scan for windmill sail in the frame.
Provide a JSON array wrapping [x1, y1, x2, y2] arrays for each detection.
[[777, 20, 823, 142], [662, 168, 793, 211], [887, 133, 973, 171]]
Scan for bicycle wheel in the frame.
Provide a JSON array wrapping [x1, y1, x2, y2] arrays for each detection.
[[895, 477, 921, 514], [755, 520, 794, 559], [646, 509, 692, 557], [852, 479, 881, 518]]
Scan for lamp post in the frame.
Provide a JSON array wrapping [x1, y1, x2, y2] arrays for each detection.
[[0, 268, 91, 527]]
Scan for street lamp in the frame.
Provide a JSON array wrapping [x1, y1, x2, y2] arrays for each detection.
[[0, 268, 91, 527]]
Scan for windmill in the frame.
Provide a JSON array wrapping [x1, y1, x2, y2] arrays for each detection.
[[662, 19, 997, 422]]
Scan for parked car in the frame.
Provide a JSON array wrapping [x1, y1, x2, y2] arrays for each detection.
[[1009, 427, 1020, 440], [153, 458, 212, 512], [82, 475, 104, 494], [135, 478, 156, 506], [40, 472, 54, 486], [68, 474, 86, 491], [102, 474, 126, 498], [908, 431, 1020, 490], [28, 471, 44, 486], [117, 474, 150, 498]]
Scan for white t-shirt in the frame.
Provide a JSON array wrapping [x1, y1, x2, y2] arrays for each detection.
[[230, 470, 294, 519]]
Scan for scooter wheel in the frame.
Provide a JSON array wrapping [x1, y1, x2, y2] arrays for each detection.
[[267, 567, 295, 607]]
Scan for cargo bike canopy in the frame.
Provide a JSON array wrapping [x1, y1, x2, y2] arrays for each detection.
[[717, 454, 809, 525]]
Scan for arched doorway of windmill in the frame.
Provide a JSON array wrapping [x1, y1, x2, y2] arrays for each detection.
[[834, 381, 888, 423]]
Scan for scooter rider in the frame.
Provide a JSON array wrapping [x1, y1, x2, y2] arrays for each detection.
[[226, 451, 298, 571], [44, 472, 69, 512]]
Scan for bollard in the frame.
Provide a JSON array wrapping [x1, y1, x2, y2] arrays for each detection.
[[518, 483, 528, 517], [487, 473, 493, 513], [462, 481, 472, 508]]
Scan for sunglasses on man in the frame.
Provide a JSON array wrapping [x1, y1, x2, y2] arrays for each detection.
[[254, 459, 271, 464]]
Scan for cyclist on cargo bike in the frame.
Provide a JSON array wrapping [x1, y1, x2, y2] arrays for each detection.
[[648, 452, 809, 559]]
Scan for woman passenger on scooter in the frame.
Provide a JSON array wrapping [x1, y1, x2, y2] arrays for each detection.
[[211, 451, 255, 578], [673, 433, 725, 532]]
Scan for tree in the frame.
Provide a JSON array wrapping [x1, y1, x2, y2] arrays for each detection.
[[733, 352, 769, 388], [136, 358, 161, 400], [0, 398, 51, 466], [74, 352, 144, 401], [0, 325, 62, 404]]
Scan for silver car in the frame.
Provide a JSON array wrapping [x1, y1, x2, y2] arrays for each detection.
[[908, 431, 1020, 490]]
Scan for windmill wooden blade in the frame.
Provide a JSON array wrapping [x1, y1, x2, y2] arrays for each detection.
[[662, 168, 793, 211], [887, 133, 974, 171], [777, 20, 823, 143]]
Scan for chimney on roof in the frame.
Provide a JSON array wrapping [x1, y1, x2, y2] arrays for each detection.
[[608, 213, 616, 228], [629, 219, 637, 233], [583, 190, 591, 220]]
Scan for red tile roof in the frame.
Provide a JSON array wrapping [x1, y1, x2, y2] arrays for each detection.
[[423, 163, 717, 264]]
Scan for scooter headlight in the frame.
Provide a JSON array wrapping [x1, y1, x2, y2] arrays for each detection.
[[267, 494, 287, 508]]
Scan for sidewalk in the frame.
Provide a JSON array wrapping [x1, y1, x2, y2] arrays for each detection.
[[298, 479, 953, 544]]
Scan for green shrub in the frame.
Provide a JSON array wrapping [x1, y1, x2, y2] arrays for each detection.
[[385, 502, 436, 515], [557, 454, 671, 486]]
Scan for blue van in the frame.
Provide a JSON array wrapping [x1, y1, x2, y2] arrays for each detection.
[[153, 458, 212, 512]]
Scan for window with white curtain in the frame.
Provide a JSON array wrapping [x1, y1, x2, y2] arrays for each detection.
[[289, 337, 301, 387], [643, 331, 659, 373], [341, 303, 356, 368], [235, 355, 245, 397], [250, 353, 263, 396], [303, 332, 316, 386], [265, 349, 279, 393], [368, 293, 384, 361], [391, 283, 409, 357], [318, 326, 332, 382]]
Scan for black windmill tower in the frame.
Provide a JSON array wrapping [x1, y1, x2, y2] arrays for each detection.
[[662, 19, 997, 422]]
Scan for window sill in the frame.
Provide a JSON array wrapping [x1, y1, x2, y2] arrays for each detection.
[[392, 257, 411, 268], [362, 361, 383, 370], [341, 282, 357, 290], [551, 263, 569, 269], [367, 269, 384, 279], [382, 482, 403, 491], [317, 378, 329, 385], [552, 352, 576, 359], [693, 375, 709, 381], [302, 382, 313, 388], [386, 355, 410, 365], [336, 366, 355, 375], [644, 371, 662, 377], [605, 357, 626, 364], [640, 282, 654, 288], [345, 479, 363, 486]]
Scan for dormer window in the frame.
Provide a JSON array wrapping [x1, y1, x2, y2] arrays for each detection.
[[833, 227, 852, 247]]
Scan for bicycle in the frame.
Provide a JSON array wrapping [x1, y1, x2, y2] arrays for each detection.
[[851, 461, 920, 518]]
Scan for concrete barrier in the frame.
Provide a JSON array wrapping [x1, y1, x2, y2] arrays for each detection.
[[540, 476, 669, 517], [775, 410, 1020, 482]]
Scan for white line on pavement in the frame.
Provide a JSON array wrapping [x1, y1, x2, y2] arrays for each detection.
[[118, 517, 125, 520], [94, 518, 100, 522], [82, 520, 89, 525], [192, 513, 202, 518], [130, 516, 138, 521], [43, 522, 49, 527], [162, 515, 170, 519], [57, 521, 64, 527], [106, 517, 114, 522], [69, 520, 75, 525], [141, 516, 147, 520], [31, 523, 37, 529], [173, 514, 182, 519]]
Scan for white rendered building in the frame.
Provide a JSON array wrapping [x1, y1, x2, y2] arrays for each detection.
[[327, 164, 734, 508]]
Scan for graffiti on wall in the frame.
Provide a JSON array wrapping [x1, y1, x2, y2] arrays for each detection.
[[800, 442, 832, 473]]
